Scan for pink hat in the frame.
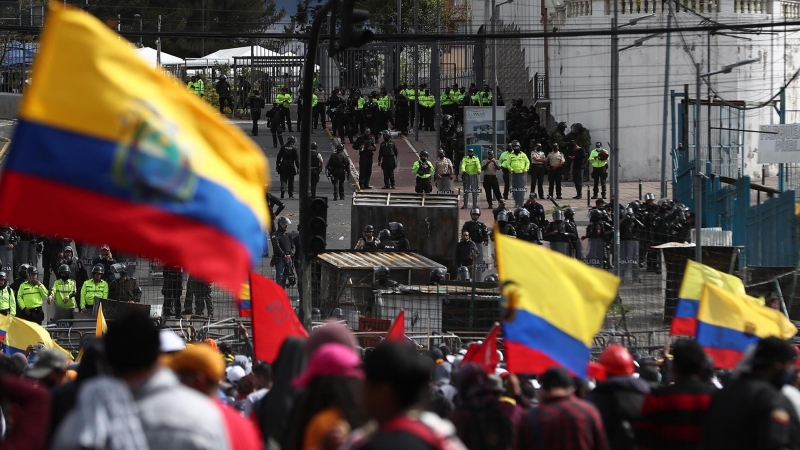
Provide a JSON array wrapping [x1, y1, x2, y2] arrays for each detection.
[[292, 343, 363, 388]]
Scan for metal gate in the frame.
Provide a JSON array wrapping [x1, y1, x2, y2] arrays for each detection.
[[746, 190, 798, 266]]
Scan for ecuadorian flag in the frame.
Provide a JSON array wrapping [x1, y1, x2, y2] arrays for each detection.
[[697, 283, 797, 369], [0, 315, 71, 359], [238, 282, 252, 318], [0, 5, 268, 293], [670, 260, 745, 337], [496, 233, 620, 378]]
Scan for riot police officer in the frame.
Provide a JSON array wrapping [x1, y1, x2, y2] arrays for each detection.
[[378, 131, 398, 189], [0, 226, 16, 278], [310, 142, 325, 197], [564, 208, 582, 259], [584, 209, 611, 268], [271, 217, 295, 288], [108, 263, 142, 303], [492, 211, 516, 238], [326, 143, 351, 201], [523, 193, 547, 229], [265, 102, 284, 148], [371, 265, 398, 317], [620, 207, 643, 281], [185, 274, 212, 316], [389, 222, 410, 250], [276, 136, 300, 198], [544, 210, 575, 256], [462, 208, 489, 280], [516, 209, 543, 245], [355, 128, 377, 189], [355, 225, 380, 251], [412, 150, 434, 193], [376, 229, 396, 250]]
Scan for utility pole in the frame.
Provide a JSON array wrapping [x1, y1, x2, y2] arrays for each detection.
[[434, 0, 441, 150], [610, 0, 620, 275], [659, 0, 673, 198], [156, 15, 161, 66], [694, 62, 702, 263], [413, 0, 419, 142]]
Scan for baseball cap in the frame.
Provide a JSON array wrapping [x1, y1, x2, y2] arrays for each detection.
[[26, 349, 68, 379], [165, 344, 225, 383], [159, 329, 186, 353], [226, 365, 246, 383], [232, 354, 252, 375], [292, 343, 363, 388]]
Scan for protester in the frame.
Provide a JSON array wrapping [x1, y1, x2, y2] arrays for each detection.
[[24, 348, 69, 389], [0, 373, 51, 450], [257, 337, 308, 449], [449, 363, 514, 450], [244, 362, 273, 417], [515, 367, 609, 450]]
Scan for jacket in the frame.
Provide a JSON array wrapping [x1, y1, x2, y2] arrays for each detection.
[[52, 278, 77, 309], [18, 281, 48, 310], [109, 277, 142, 303], [80, 279, 109, 309], [412, 159, 433, 179], [460, 155, 481, 175], [0, 285, 15, 315], [505, 151, 530, 173]]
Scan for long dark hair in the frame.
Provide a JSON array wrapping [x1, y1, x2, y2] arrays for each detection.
[[287, 376, 367, 450]]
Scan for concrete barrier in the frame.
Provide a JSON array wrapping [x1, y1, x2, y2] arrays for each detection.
[[0, 93, 20, 120]]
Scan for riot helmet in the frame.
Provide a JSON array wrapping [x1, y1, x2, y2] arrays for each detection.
[[484, 274, 498, 283], [378, 229, 392, 242], [552, 210, 564, 222], [0, 271, 6, 282], [277, 216, 291, 230], [497, 211, 509, 224], [429, 268, 447, 284], [518, 209, 530, 222], [311, 142, 318, 150], [92, 264, 104, 275], [470, 208, 481, 219], [364, 128, 371, 135], [364, 225, 375, 234], [457, 266, 471, 281], [564, 208, 575, 220], [287, 136, 296, 145], [420, 150, 429, 160], [18, 264, 30, 279], [335, 143, 344, 153], [388, 222, 404, 236], [644, 193, 656, 202], [58, 264, 69, 275], [374, 265, 390, 280]]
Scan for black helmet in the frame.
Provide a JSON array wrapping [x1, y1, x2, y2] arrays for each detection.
[[388, 222, 403, 233], [497, 211, 509, 223], [529, 193, 538, 199], [438, 149, 445, 157], [470, 207, 481, 217], [589, 209, 604, 221], [110, 263, 127, 275], [429, 268, 447, 284], [277, 216, 291, 228], [565, 208, 575, 220], [658, 198, 670, 208], [335, 143, 344, 153], [382, 130, 390, 136], [27, 266, 38, 276], [312, 308, 322, 321], [484, 274, 498, 283], [625, 207, 635, 217], [287, 136, 296, 145], [557, 122, 567, 130], [420, 150, 429, 158], [644, 193, 656, 201], [18, 264, 30, 278], [627, 200, 641, 211], [552, 210, 564, 221], [375, 265, 390, 279], [0, 272, 6, 282], [311, 142, 318, 150], [92, 264, 104, 275], [365, 128, 371, 134], [511, 140, 520, 147], [378, 229, 391, 241], [457, 266, 471, 281], [364, 225, 375, 233], [518, 209, 530, 219], [58, 264, 69, 274]]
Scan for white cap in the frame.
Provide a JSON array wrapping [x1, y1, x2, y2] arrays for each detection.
[[159, 329, 186, 353], [495, 368, 508, 377], [226, 365, 246, 383], [531, 379, 541, 389], [458, 349, 468, 355], [445, 354, 456, 364]]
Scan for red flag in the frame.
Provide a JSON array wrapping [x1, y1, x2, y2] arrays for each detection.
[[249, 272, 308, 362], [460, 323, 500, 372], [386, 310, 405, 342]]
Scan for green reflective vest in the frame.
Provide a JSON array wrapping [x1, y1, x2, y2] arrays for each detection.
[[461, 155, 481, 175], [0, 286, 15, 315], [187, 79, 205, 96], [81, 279, 108, 310], [277, 93, 292, 108], [378, 95, 391, 111], [589, 148, 609, 168], [506, 152, 530, 173], [357, 97, 366, 110], [312, 93, 318, 108], [441, 93, 454, 106], [18, 281, 47, 310], [52, 278, 77, 310], [412, 159, 434, 179]]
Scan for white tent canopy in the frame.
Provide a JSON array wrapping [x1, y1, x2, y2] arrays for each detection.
[[186, 45, 284, 67], [134, 46, 184, 67]]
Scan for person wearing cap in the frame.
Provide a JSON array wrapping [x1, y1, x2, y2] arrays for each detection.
[[51, 264, 77, 321], [108, 263, 142, 303], [287, 343, 366, 450], [545, 143, 565, 199], [516, 367, 609, 450], [586, 345, 649, 450], [0, 270, 15, 316], [17, 265, 48, 324], [481, 149, 503, 209], [460, 148, 481, 210], [434, 148, 455, 194], [529, 142, 546, 199], [165, 343, 263, 450], [80, 265, 108, 314], [705, 336, 800, 450], [505, 140, 530, 208], [26, 348, 68, 388], [91, 244, 117, 282]]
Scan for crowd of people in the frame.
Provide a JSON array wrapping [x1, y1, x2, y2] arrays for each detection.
[[2, 311, 800, 450]]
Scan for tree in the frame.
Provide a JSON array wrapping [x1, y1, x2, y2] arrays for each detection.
[[87, 0, 286, 58]]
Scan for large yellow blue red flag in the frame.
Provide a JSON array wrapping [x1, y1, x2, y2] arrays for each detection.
[[670, 260, 745, 337], [495, 233, 620, 377], [0, 5, 268, 293], [0, 315, 71, 359], [697, 283, 796, 369]]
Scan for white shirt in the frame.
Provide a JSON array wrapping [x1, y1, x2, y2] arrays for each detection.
[[243, 388, 269, 417]]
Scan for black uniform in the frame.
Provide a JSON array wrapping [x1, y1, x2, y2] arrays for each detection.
[[162, 266, 183, 317], [276, 143, 300, 198], [245, 94, 265, 136], [461, 220, 489, 246], [216, 78, 233, 114], [108, 276, 142, 303], [326, 152, 351, 200], [705, 373, 800, 450], [523, 201, 547, 229], [185, 276, 213, 316], [310, 148, 323, 197], [378, 139, 398, 189], [42, 238, 65, 288], [267, 193, 285, 221], [355, 135, 377, 189], [516, 219, 543, 244], [91, 255, 118, 283], [586, 377, 650, 450], [265, 106, 284, 148], [394, 89, 409, 135]]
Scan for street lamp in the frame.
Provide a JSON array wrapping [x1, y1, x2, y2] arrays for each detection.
[[134, 14, 142, 47], [610, 11, 653, 276], [491, 0, 513, 157], [693, 57, 759, 263]]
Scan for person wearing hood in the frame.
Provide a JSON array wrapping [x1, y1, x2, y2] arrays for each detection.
[[586, 345, 650, 450], [705, 337, 800, 450], [257, 337, 308, 450], [448, 363, 514, 450], [433, 359, 458, 404]]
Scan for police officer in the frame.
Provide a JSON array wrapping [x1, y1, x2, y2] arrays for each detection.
[[492, 198, 513, 222], [584, 209, 610, 268], [51, 264, 76, 321], [389, 222, 410, 250], [355, 225, 380, 250], [529, 143, 546, 199], [80, 264, 108, 314], [216, 75, 233, 114], [185, 275, 213, 316], [434, 148, 455, 194], [267, 191, 285, 229], [564, 208, 582, 259], [17, 266, 47, 324], [620, 207, 643, 281], [266, 102, 284, 148], [492, 211, 516, 238], [505, 140, 530, 208], [412, 151, 434, 193], [326, 143, 351, 201], [567, 141, 586, 199], [523, 194, 547, 229], [456, 230, 479, 274], [376, 229, 396, 250], [0, 226, 16, 278], [10, 264, 29, 299], [642, 193, 659, 271], [161, 265, 183, 318], [370, 265, 398, 317], [550, 122, 567, 159], [516, 209, 543, 245], [429, 267, 447, 285], [355, 128, 377, 189], [544, 210, 574, 256], [91, 244, 117, 283], [364, 94, 381, 134], [546, 144, 565, 199], [588, 142, 609, 199], [378, 131, 398, 189], [462, 208, 489, 280], [481, 150, 503, 209], [706, 337, 799, 450], [41, 237, 66, 289], [309, 142, 325, 197], [276, 136, 300, 198], [108, 263, 142, 303], [460, 148, 481, 210], [271, 217, 294, 289], [245, 89, 265, 136], [277, 86, 293, 131], [0, 272, 14, 316]]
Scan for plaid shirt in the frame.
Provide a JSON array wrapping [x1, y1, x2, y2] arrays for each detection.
[[515, 395, 609, 450], [635, 379, 716, 450]]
